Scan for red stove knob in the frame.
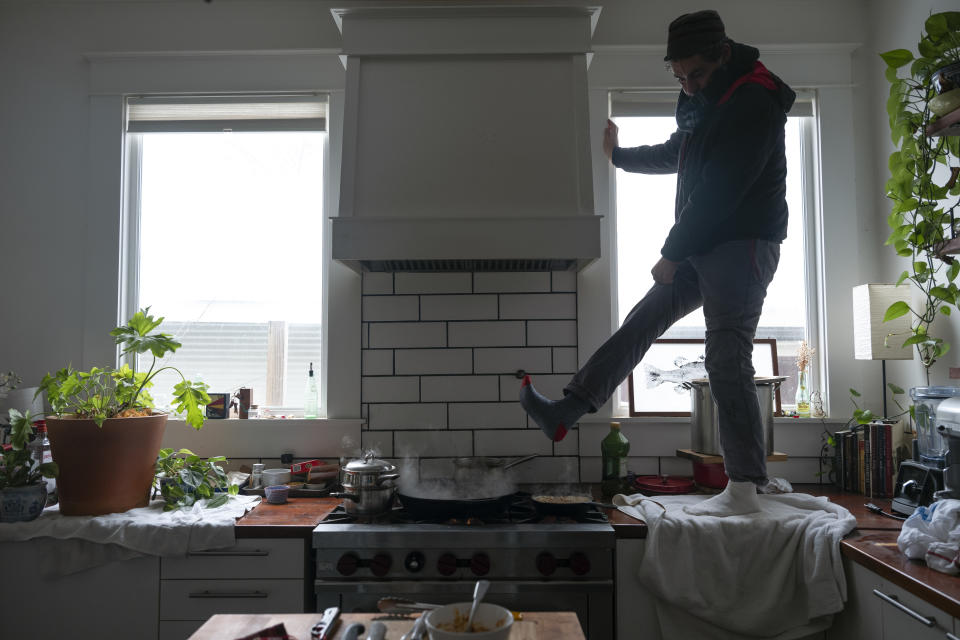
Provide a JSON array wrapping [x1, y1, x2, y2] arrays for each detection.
[[470, 552, 491, 576], [536, 552, 557, 576], [370, 553, 392, 577], [336, 553, 359, 576], [569, 552, 591, 576], [438, 553, 458, 576]]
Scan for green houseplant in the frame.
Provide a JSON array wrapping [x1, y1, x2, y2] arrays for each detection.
[[0, 410, 58, 522], [36, 308, 210, 516], [154, 448, 238, 511], [880, 11, 960, 380]]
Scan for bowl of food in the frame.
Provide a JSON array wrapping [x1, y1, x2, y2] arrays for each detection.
[[425, 602, 513, 639]]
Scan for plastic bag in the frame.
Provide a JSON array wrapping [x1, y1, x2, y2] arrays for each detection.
[[897, 499, 960, 574]]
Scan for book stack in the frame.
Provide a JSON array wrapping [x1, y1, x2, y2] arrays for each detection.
[[833, 420, 914, 497]]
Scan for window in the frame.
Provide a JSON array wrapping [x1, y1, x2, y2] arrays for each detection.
[[123, 95, 327, 415], [611, 91, 820, 413]]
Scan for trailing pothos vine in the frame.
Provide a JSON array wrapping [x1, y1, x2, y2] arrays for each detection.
[[881, 11, 960, 381]]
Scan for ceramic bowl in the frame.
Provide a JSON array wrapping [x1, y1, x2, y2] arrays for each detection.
[[263, 484, 290, 504], [262, 468, 291, 486], [425, 602, 513, 639]]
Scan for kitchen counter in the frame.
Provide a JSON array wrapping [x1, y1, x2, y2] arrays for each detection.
[[188, 611, 585, 639]]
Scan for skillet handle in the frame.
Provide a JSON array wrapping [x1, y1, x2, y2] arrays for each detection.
[[503, 454, 538, 470]]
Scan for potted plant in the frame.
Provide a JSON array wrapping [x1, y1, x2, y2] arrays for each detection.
[[880, 11, 960, 379], [0, 410, 58, 522], [154, 448, 238, 511], [36, 308, 210, 516]]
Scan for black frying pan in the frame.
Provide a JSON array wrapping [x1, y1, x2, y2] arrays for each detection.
[[397, 479, 516, 518], [531, 494, 600, 518]]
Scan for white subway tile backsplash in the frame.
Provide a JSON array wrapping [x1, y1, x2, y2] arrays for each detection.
[[499, 293, 576, 320], [449, 402, 526, 429], [580, 456, 659, 483], [422, 375, 500, 402], [368, 403, 447, 430], [370, 322, 446, 348], [361, 322, 369, 348], [551, 270, 577, 292], [361, 431, 394, 458], [396, 349, 473, 375], [394, 430, 473, 457], [474, 347, 551, 375], [396, 273, 472, 294], [474, 272, 551, 293], [474, 429, 553, 457], [414, 457, 455, 480], [362, 376, 420, 403], [362, 273, 394, 295], [421, 295, 498, 321], [499, 373, 568, 401], [449, 321, 525, 347], [527, 320, 577, 346], [579, 421, 691, 458], [553, 430, 579, 455], [363, 295, 419, 322], [510, 457, 580, 484], [552, 347, 578, 373], [362, 350, 394, 376]]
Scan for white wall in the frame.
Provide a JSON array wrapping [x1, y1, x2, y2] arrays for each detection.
[[0, 0, 925, 478]]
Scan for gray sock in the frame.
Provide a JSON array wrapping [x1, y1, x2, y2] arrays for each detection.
[[519, 376, 590, 441]]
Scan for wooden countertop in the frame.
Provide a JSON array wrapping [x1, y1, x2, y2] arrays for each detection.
[[188, 611, 584, 639]]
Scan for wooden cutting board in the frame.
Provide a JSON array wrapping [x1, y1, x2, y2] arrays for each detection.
[[189, 612, 585, 639], [235, 497, 341, 535]]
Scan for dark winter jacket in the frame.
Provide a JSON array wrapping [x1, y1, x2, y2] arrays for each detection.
[[611, 41, 797, 262]]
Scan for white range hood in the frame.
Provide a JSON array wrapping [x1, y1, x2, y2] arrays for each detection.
[[330, 4, 603, 273]]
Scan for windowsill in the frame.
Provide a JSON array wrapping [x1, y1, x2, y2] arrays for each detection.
[[581, 416, 849, 425], [166, 417, 365, 428]]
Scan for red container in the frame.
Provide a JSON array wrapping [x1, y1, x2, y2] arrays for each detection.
[[692, 461, 729, 490], [634, 475, 695, 495]]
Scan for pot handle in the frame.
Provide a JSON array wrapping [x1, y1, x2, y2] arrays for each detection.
[[330, 491, 359, 501], [376, 473, 400, 487], [503, 454, 539, 470]]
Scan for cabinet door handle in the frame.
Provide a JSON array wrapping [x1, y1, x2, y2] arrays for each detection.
[[188, 590, 269, 599], [186, 550, 269, 557], [872, 589, 936, 627]]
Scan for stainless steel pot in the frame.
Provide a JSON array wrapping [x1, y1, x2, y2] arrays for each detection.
[[686, 376, 785, 456], [332, 452, 399, 516]]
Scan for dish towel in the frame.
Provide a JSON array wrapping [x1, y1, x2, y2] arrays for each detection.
[[613, 492, 857, 640], [0, 494, 260, 576], [898, 498, 960, 574]]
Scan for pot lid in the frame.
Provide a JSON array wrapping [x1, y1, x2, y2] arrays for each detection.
[[343, 452, 396, 474], [634, 475, 695, 495]]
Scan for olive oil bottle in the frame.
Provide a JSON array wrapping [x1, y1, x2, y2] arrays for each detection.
[[601, 421, 630, 496]]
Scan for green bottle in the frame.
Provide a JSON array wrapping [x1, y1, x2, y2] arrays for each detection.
[[601, 422, 630, 496]]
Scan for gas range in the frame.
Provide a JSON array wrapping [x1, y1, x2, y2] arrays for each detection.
[[312, 492, 615, 638]]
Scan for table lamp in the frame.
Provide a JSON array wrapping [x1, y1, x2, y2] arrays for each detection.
[[852, 283, 914, 417]]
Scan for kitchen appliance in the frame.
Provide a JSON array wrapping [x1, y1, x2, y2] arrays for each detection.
[[329, 5, 602, 272], [332, 452, 400, 516], [892, 459, 943, 516], [687, 376, 785, 456], [935, 396, 960, 501], [313, 492, 614, 639]]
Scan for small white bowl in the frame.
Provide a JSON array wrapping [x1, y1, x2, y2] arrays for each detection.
[[425, 602, 513, 639], [262, 468, 291, 486]]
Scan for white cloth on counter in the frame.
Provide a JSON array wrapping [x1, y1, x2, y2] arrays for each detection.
[[898, 499, 960, 575], [613, 492, 857, 640], [0, 494, 260, 576]]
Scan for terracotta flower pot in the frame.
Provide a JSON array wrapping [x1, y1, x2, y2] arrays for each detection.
[[46, 413, 168, 516]]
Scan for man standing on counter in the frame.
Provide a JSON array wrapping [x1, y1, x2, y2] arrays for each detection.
[[520, 9, 796, 516]]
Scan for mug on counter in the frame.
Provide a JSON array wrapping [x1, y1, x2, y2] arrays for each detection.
[[262, 468, 291, 486]]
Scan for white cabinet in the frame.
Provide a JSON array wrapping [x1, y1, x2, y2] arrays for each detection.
[[158, 537, 307, 640], [826, 557, 883, 639], [615, 539, 660, 640]]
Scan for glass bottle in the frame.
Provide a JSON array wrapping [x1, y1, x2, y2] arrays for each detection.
[[30, 420, 56, 500], [304, 362, 319, 419], [601, 422, 630, 496], [795, 369, 811, 418]]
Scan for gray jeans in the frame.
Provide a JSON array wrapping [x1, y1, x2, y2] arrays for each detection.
[[565, 239, 781, 483]]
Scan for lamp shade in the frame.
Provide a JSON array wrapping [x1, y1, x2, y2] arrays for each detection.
[[852, 284, 914, 360]]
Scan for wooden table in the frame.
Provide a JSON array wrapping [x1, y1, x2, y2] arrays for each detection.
[[188, 612, 585, 639]]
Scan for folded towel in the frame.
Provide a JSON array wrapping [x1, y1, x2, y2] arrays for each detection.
[[0, 494, 260, 575], [613, 492, 856, 638]]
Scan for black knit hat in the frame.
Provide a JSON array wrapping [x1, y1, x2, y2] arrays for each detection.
[[664, 10, 726, 61]]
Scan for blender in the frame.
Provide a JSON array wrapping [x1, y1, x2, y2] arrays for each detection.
[[935, 396, 960, 500], [911, 386, 960, 466]]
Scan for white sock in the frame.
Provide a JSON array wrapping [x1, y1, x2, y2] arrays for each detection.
[[683, 480, 761, 516]]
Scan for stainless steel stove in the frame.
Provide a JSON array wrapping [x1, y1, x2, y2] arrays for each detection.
[[312, 493, 615, 639]]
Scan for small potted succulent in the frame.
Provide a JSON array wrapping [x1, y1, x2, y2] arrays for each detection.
[[0, 410, 58, 522], [36, 308, 210, 516]]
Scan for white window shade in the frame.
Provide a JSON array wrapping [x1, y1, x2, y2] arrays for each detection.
[[611, 89, 815, 118], [126, 94, 327, 133]]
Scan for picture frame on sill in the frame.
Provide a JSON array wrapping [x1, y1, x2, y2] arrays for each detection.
[[628, 338, 780, 417]]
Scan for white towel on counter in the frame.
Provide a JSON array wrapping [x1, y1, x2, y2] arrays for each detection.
[[898, 498, 960, 574], [613, 492, 857, 640], [0, 494, 260, 576]]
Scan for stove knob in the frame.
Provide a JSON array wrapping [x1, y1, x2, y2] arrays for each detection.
[[438, 553, 458, 576], [569, 552, 591, 576], [470, 552, 491, 576], [405, 551, 426, 573], [370, 553, 392, 577], [536, 552, 557, 576], [336, 553, 359, 576]]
